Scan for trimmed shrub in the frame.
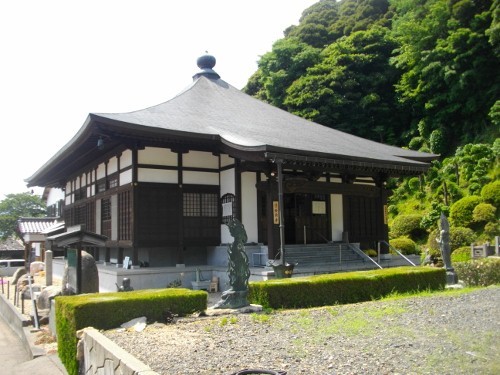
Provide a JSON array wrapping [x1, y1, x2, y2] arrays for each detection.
[[449, 196, 482, 227], [56, 288, 207, 375], [484, 221, 500, 238], [248, 267, 445, 309], [451, 246, 471, 263], [390, 237, 419, 255], [427, 226, 476, 256], [472, 203, 497, 223], [481, 180, 500, 208], [454, 258, 500, 286], [390, 214, 426, 240]]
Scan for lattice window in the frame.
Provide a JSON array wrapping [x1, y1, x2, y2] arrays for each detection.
[[108, 174, 118, 189], [118, 191, 131, 240], [221, 193, 236, 224], [101, 198, 112, 239], [101, 198, 111, 220], [96, 179, 106, 194], [183, 193, 200, 217], [183, 192, 218, 217]]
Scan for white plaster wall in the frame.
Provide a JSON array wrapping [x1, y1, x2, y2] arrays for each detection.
[[220, 169, 235, 196], [46, 188, 64, 206], [96, 163, 106, 180], [138, 168, 178, 183], [241, 172, 258, 243], [108, 156, 118, 174], [65, 181, 71, 193], [354, 180, 375, 186], [220, 154, 234, 168], [183, 171, 219, 185], [331, 194, 343, 241], [330, 177, 342, 183], [120, 149, 132, 168], [120, 169, 133, 185], [138, 147, 177, 166], [65, 195, 72, 205], [183, 151, 218, 168], [75, 177, 80, 189]]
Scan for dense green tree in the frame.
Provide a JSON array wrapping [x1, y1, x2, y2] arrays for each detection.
[[0, 193, 46, 240], [244, 37, 321, 107], [285, 26, 407, 143], [390, 0, 499, 154]]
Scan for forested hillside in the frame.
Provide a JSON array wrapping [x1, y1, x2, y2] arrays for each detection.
[[245, 0, 499, 256]]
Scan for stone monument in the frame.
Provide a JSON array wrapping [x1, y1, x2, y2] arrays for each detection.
[[62, 250, 99, 295], [212, 218, 251, 309], [437, 213, 458, 285]]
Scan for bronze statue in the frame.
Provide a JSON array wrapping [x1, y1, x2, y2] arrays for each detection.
[[437, 213, 458, 284], [213, 218, 251, 309]]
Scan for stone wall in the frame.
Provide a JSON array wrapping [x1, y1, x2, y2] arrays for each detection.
[[79, 327, 158, 375]]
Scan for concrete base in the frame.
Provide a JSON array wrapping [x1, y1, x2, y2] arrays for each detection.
[[205, 304, 263, 316]]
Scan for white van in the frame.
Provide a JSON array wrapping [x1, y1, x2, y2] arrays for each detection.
[[0, 259, 25, 276]]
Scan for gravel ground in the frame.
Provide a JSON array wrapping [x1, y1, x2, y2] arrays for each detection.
[[104, 286, 500, 375]]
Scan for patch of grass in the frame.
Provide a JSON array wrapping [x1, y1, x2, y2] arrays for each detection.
[[251, 313, 271, 324], [203, 323, 214, 333], [229, 316, 238, 324], [219, 317, 228, 326], [375, 285, 481, 302]]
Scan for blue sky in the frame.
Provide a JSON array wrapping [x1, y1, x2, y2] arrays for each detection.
[[0, 0, 317, 199]]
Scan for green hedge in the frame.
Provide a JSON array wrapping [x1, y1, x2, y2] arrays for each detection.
[[56, 288, 207, 375], [248, 267, 445, 309], [454, 258, 500, 287]]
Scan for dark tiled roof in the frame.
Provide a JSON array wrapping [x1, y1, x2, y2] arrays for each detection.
[[17, 217, 59, 234], [26, 61, 438, 188], [0, 237, 24, 251], [93, 77, 436, 166]]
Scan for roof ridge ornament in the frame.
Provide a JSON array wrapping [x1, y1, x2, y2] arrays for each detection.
[[193, 52, 220, 81]]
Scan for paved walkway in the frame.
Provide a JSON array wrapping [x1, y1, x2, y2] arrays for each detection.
[[0, 316, 67, 375]]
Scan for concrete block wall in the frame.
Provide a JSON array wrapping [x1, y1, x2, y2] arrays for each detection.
[[80, 327, 159, 375]]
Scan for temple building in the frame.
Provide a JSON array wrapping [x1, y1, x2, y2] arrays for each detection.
[[26, 54, 436, 278]]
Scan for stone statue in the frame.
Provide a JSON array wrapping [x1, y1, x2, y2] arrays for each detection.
[[437, 213, 458, 284], [213, 218, 251, 309]]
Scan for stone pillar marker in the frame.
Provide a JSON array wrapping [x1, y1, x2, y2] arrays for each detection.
[[45, 250, 53, 286]]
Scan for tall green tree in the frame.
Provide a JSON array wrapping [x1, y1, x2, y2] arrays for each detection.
[[0, 193, 46, 240], [390, 0, 500, 154], [285, 26, 407, 144], [244, 37, 321, 108]]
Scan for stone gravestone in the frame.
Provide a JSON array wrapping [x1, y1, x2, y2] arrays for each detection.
[[213, 218, 251, 309], [437, 213, 458, 285], [62, 250, 99, 295]]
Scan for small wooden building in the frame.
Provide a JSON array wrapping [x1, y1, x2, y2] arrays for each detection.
[[26, 54, 436, 268]]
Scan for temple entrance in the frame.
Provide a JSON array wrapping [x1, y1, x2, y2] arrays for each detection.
[[284, 193, 330, 244]]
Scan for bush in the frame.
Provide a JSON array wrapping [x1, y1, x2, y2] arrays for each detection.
[[472, 203, 497, 223], [451, 246, 471, 263], [481, 180, 500, 208], [56, 288, 207, 375], [390, 214, 426, 240], [454, 258, 500, 286], [390, 237, 419, 255], [363, 249, 378, 257], [484, 221, 500, 238], [427, 226, 476, 256], [449, 196, 482, 227], [248, 267, 445, 309]]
